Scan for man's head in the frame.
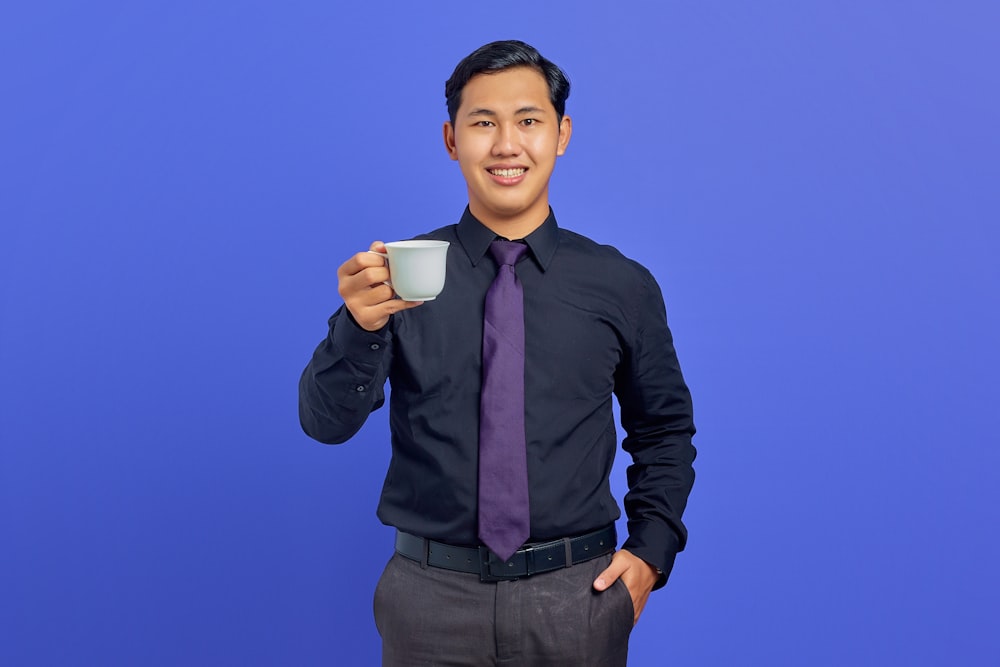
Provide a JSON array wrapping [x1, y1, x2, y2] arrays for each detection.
[[443, 41, 573, 237], [445, 40, 571, 126]]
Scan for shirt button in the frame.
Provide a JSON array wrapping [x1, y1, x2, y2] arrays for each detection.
[[370, 343, 380, 350], [355, 385, 366, 393]]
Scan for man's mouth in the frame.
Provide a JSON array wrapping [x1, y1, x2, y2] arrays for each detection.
[[488, 168, 527, 178]]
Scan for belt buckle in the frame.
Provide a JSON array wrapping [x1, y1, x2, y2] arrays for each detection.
[[478, 545, 532, 582]]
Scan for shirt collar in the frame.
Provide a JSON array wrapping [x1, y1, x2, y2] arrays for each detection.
[[456, 207, 560, 272]]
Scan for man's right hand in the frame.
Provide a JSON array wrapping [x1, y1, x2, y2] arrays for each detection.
[[338, 241, 424, 332]]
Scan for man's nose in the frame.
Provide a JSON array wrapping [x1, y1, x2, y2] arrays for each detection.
[[492, 123, 520, 156]]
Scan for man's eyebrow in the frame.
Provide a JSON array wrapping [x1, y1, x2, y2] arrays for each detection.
[[464, 106, 549, 118]]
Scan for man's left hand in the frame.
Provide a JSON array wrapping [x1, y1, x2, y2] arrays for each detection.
[[592, 549, 660, 626]]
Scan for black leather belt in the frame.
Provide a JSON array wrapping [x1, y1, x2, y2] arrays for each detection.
[[395, 525, 617, 582]]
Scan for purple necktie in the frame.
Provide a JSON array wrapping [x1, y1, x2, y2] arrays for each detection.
[[478, 240, 530, 562]]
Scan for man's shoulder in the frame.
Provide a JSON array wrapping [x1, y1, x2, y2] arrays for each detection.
[[556, 227, 652, 276]]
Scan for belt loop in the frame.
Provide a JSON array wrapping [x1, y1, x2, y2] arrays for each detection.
[[420, 537, 429, 570], [562, 537, 573, 568]]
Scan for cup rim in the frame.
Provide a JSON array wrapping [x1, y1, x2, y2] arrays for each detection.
[[384, 240, 450, 249]]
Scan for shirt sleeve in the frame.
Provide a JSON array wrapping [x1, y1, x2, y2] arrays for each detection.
[[614, 267, 697, 589], [298, 305, 393, 444]]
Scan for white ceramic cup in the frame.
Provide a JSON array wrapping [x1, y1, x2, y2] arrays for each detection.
[[369, 240, 450, 301]]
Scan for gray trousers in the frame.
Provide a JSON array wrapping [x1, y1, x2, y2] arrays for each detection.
[[373, 551, 633, 666]]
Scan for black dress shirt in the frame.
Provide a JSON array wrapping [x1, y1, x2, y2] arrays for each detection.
[[299, 208, 696, 582]]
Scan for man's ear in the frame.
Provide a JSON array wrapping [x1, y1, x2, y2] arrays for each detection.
[[556, 115, 572, 157], [443, 122, 458, 160]]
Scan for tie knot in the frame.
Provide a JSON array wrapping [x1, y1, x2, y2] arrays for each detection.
[[490, 239, 528, 267]]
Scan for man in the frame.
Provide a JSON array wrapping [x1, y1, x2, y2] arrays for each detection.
[[299, 40, 695, 666]]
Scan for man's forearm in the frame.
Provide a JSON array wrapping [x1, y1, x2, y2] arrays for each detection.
[[298, 307, 390, 444]]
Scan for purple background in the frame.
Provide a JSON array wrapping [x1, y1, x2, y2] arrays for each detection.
[[2, 2, 998, 665]]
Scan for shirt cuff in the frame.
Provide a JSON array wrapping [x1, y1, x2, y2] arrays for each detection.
[[622, 521, 681, 591], [332, 307, 391, 361]]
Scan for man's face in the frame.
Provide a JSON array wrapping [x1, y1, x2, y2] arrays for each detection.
[[444, 67, 572, 236]]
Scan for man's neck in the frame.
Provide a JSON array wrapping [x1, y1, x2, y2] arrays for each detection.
[[469, 203, 550, 240]]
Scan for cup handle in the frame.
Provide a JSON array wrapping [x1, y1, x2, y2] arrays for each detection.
[[367, 250, 391, 287]]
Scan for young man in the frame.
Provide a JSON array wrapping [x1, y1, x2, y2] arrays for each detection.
[[299, 40, 696, 666]]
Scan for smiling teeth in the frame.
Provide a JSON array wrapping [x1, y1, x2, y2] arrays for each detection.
[[489, 168, 526, 177]]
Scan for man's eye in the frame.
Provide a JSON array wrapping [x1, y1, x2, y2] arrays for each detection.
[[476, 120, 494, 127]]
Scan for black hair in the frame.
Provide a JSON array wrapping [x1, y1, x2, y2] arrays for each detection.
[[445, 40, 571, 124]]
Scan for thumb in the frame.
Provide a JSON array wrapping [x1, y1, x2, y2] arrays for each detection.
[[593, 554, 628, 591]]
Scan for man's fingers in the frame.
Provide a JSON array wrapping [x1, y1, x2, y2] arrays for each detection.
[[593, 554, 629, 591], [341, 280, 392, 306], [338, 251, 388, 282], [338, 241, 421, 332], [602, 549, 659, 626], [338, 265, 391, 300]]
